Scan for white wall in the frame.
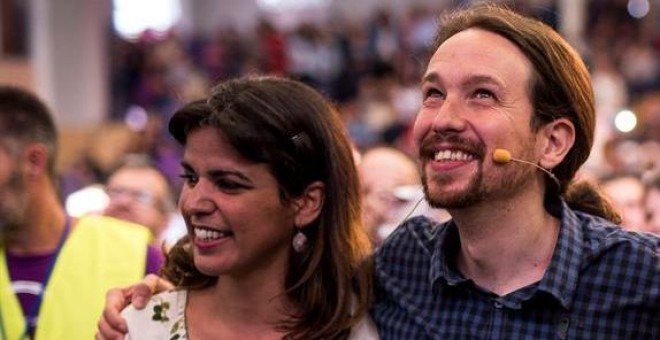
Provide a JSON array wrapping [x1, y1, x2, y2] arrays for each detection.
[[30, 0, 110, 128]]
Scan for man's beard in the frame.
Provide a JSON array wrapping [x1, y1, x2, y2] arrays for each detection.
[[422, 168, 487, 209], [0, 170, 28, 241], [421, 151, 537, 210]]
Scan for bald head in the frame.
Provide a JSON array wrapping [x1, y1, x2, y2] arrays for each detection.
[[359, 147, 420, 187], [602, 176, 646, 231], [359, 147, 420, 244]]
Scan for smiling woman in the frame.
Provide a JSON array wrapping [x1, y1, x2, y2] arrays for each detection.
[[119, 75, 376, 340]]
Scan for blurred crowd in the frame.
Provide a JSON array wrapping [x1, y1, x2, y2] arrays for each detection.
[[59, 0, 660, 241]]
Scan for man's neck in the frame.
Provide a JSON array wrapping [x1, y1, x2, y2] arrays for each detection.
[[449, 190, 561, 296], [6, 195, 67, 255]]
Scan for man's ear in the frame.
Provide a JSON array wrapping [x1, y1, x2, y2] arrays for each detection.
[[292, 181, 325, 229], [23, 143, 49, 178], [538, 118, 575, 170]]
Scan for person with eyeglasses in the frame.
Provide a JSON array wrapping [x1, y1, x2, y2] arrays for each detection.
[[103, 155, 181, 248]]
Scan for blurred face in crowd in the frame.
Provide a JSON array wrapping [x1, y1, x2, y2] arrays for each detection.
[[645, 186, 660, 234], [413, 28, 538, 209], [103, 166, 171, 238], [178, 126, 296, 278], [359, 148, 420, 244], [0, 140, 28, 238], [602, 176, 646, 231]]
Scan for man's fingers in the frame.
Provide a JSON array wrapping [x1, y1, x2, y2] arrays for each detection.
[[96, 275, 174, 338], [101, 288, 130, 333], [97, 287, 129, 339], [97, 316, 125, 340], [131, 274, 173, 308], [155, 275, 175, 291]]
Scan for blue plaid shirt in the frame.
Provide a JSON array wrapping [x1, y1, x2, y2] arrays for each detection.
[[373, 200, 660, 339]]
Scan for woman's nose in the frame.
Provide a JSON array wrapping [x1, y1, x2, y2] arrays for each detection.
[[180, 180, 215, 215]]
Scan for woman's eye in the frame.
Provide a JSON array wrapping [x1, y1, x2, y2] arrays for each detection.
[[215, 178, 247, 192], [179, 173, 198, 186]]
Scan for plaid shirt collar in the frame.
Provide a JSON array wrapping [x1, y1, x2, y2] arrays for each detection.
[[429, 199, 581, 309]]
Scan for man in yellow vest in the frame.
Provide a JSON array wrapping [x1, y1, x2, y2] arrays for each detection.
[[0, 86, 163, 339]]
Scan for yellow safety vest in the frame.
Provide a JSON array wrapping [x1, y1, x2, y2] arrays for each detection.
[[0, 215, 151, 340]]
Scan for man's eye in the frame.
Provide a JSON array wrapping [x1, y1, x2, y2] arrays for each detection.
[[424, 88, 445, 99], [474, 89, 495, 99]]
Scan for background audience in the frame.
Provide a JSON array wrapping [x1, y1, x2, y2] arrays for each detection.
[[102, 154, 181, 248], [54, 0, 659, 235], [601, 174, 648, 231], [358, 146, 449, 246]]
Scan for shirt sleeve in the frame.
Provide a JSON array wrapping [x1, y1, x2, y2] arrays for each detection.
[[144, 245, 164, 274]]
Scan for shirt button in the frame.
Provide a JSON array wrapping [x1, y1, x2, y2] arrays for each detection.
[[493, 301, 503, 308]]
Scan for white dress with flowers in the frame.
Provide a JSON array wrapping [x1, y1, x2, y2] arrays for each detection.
[[122, 289, 379, 339], [123, 290, 187, 340]]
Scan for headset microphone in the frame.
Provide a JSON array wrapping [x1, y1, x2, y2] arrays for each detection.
[[492, 148, 560, 187], [492, 149, 513, 164]]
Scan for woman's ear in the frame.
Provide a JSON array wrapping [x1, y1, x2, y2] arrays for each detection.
[[538, 118, 575, 170], [293, 181, 325, 229]]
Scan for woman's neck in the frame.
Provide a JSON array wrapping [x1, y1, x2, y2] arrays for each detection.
[[186, 277, 294, 339]]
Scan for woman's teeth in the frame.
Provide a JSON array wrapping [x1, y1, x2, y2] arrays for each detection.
[[194, 227, 232, 241]]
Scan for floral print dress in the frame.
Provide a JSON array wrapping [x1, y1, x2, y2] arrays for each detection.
[[121, 289, 380, 339], [122, 289, 187, 339]]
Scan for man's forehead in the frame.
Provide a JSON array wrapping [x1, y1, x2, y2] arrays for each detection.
[[109, 168, 167, 192], [428, 29, 533, 77]]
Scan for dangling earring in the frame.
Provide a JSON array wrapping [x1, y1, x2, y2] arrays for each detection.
[[292, 228, 308, 253]]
